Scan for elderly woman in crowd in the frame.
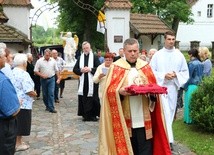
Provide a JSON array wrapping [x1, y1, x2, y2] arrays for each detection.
[[199, 47, 212, 77], [12, 53, 37, 151], [147, 48, 157, 63], [93, 52, 114, 104]]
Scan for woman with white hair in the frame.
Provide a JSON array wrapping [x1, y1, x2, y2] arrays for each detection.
[[12, 53, 37, 151], [199, 47, 212, 77], [148, 48, 157, 63]]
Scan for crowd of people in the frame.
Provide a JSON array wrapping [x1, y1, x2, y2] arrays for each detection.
[[0, 43, 69, 154], [0, 30, 213, 154]]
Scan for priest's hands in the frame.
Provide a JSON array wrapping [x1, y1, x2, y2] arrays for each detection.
[[119, 87, 131, 96], [165, 71, 176, 80], [81, 66, 91, 73]]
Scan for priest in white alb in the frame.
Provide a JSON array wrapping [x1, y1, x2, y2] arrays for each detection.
[[150, 31, 189, 150]]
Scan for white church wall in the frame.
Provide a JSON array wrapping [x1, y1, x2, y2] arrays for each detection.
[[4, 6, 31, 39], [177, 0, 214, 50], [105, 9, 130, 55]]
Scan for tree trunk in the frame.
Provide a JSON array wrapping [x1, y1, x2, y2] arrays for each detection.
[[82, 0, 96, 43], [172, 17, 180, 37]]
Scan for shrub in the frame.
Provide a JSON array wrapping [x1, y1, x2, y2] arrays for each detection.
[[190, 76, 214, 132]]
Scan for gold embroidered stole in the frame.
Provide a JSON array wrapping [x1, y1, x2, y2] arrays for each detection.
[[98, 59, 170, 155]]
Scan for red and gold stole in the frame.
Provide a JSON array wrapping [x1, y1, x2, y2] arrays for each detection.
[[106, 63, 171, 155], [107, 65, 130, 155]]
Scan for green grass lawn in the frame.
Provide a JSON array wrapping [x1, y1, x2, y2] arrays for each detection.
[[173, 119, 214, 155]]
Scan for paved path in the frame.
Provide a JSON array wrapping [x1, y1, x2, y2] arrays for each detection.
[[15, 79, 196, 155]]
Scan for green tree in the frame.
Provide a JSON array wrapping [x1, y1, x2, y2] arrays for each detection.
[[131, 0, 157, 14], [32, 25, 46, 40], [157, 0, 193, 34], [131, 0, 194, 35], [53, 0, 105, 50], [32, 25, 61, 46], [49, 0, 194, 47]]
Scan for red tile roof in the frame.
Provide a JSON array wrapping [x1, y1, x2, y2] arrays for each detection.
[[0, 24, 31, 45], [103, 0, 132, 10], [0, 0, 33, 8], [130, 13, 173, 35]]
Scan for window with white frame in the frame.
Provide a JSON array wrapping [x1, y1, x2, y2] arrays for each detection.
[[207, 4, 213, 17]]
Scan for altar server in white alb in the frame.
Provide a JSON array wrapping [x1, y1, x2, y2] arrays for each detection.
[[150, 31, 189, 149]]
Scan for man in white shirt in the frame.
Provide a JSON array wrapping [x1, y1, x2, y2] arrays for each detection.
[[150, 31, 189, 150], [34, 49, 60, 113]]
